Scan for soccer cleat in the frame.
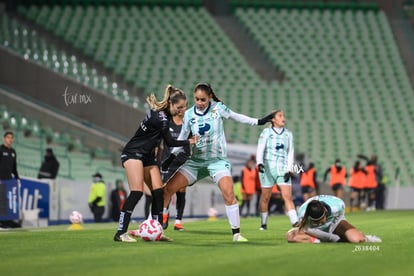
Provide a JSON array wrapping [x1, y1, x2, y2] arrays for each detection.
[[365, 235, 382, 243], [233, 233, 248, 242], [162, 213, 169, 230], [128, 229, 140, 237], [159, 234, 173, 242], [114, 232, 137, 243], [174, 223, 185, 231], [292, 221, 299, 227], [259, 224, 267, 231]]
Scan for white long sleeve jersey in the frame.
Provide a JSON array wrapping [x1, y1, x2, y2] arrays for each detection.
[[256, 127, 294, 173], [172, 101, 258, 160]]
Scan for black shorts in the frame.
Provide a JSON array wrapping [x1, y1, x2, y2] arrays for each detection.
[[331, 183, 344, 192], [301, 185, 314, 194], [161, 159, 185, 183], [121, 151, 157, 167]]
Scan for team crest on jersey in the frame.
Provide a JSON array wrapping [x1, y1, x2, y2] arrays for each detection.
[[158, 111, 168, 121], [211, 109, 219, 119]]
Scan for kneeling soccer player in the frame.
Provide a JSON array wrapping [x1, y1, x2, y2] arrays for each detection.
[[285, 195, 381, 243]]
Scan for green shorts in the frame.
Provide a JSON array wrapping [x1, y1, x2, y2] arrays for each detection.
[[259, 165, 291, 188], [179, 157, 232, 185]]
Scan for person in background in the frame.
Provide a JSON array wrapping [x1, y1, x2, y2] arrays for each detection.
[[254, 155, 262, 217], [0, 131, 21, 228], [256, 110, 299, 231], [240, 158, 257, 217], [363, 156, 378, 211], [323, 159, 347, 199], [88, 173, 106, 223], [110, 179, 127, 221], [159, 96, 191, 231], [299, 162, 317, 201], [233, 175, 243, 207], [37, 148, 60, 179], [0, 131, 19, 181], [348, 161, 366, 212], [376, 171, 387, 210]]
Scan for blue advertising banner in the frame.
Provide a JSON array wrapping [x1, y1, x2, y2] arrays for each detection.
[[20, 179, 50, 218], [0, 179, 19, 220]]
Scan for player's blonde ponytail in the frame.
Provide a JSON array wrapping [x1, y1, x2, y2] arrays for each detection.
[[146, 85, 184, 111]]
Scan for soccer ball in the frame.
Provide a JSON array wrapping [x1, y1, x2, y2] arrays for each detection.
[[69, 211, 83, 224], [138, 219, 163, 241]]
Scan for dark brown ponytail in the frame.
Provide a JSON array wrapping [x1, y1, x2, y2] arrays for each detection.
[[194, 83, 222, 103]]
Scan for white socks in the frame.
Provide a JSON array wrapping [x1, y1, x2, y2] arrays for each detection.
[[261, 212, 268, 226], [287, 209, 298, 225], [225, 203, 240, 229]]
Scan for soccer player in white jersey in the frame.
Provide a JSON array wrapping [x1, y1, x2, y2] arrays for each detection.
[[285, 195, 381, 243], [256, 110, 299, 230], [161, 83, 274, 242]]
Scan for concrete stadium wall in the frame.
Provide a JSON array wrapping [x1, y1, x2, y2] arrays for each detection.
[[0, 47, 146, 140]]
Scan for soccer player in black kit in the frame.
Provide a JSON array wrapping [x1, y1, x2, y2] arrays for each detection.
[[159, 100, 191, 231], [114, 85, 197, 242]]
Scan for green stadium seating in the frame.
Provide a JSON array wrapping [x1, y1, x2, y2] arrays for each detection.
[[234, 6, 414, 185], [5, 2, 414, 185], [0, 104, 125, 181], [0, 13, 145, 110]]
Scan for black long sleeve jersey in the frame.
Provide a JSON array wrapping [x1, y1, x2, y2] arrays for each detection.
[[0, 144, 19, 180], [122, 109, 189, 158]]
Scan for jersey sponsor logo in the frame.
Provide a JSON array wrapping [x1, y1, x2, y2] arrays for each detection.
[[3, 152, 8, 156], [140, 121, 147, 131], [198, 123, 211, 135], [275, 143, 284, 150]]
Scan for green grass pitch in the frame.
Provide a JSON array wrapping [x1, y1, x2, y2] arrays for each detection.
[[1, 210, 413, 276]]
